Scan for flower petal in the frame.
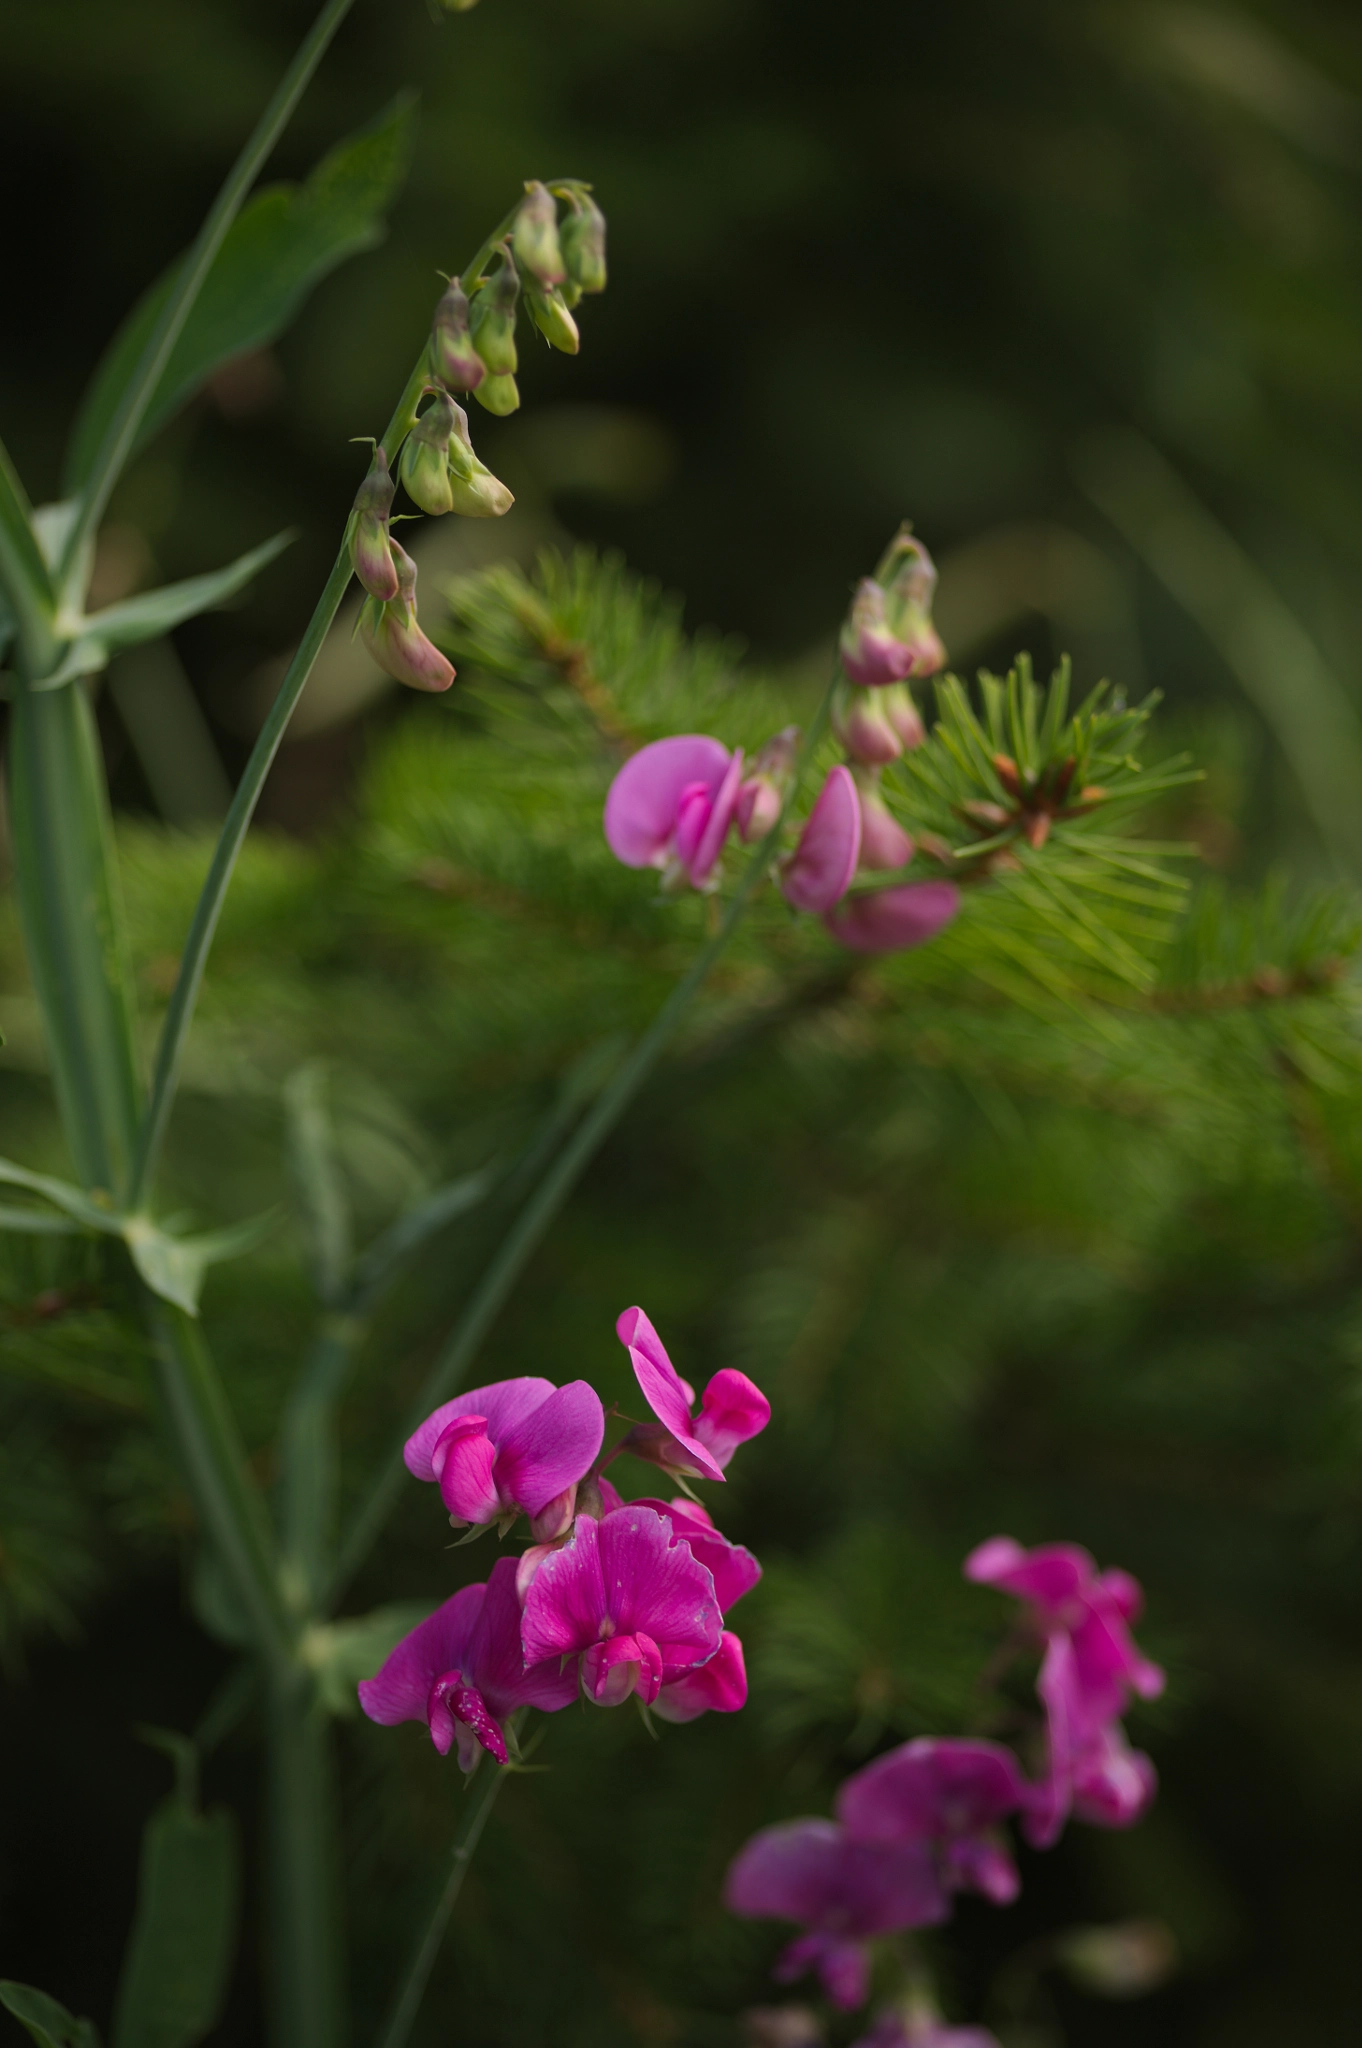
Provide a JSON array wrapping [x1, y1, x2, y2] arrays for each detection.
[[436, 1419, 502, 1525], [617, 1305, 724, 1482], [825, 881, 959, 953], [782, 767, 861, 915], [357, 1584, 485, 1727], [655, 1628, 748, 1721], [494, 1379, 605, 1519], [468, 1556, 579, 1720], [404, 1378, 556, 1480], [694, 1368, 771, 1470], [688, 746, 745, 886], [427, 1676, 507, 1766], [596, 1503, 722, 1668], [836, 1737, 1025, 1844], [631, 1496, 762, 1611], [520, 1509, 608, 1663], [604, 736, 733, 868]]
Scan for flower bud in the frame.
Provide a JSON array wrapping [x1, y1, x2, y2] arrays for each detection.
[[833, 683, 903, 764], [853, 770, 914, 871], [881, 682, 925, 750], [734, 725, 800, 841], [473, 371, 520, 416], [877, 528, 946, 678], [358, 540, 456, 694], [558, 190, 608, 294], [839, 578, 915, 687], [350, 446, 399, 602], [431, 276, 485, 391], [513, 181, 566, 287], [469, 249, 520, 375], [525, 282, 580, 354], [399, 393, 460, 516], [442, 399, 515, 515]]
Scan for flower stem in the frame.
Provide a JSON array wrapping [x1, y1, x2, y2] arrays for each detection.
[[327, 679, 835, 1607], [55, 0, 361, 610], [374, 1750, 514, 2048]]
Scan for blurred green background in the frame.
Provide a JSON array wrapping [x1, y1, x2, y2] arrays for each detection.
[[7, 2, 1362, 2044]]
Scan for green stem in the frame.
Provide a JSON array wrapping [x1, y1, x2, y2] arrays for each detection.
[[266, 1665, 345, 2048], [145, 1296, 295, 1669], [55, 0, 361, 609], [374, 1752, 513, 2048], [327, 682, 835, 1607], [280, 1317, 360, 1608]]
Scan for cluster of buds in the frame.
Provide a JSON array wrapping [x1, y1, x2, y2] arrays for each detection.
[[723, 1538, 1164, 2044], [350, 181, 607, 690], [359, 1305, 770, 1759]]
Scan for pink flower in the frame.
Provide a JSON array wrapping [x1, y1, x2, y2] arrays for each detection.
[[655, 1628, 749, 1721], [357, 1557, 577, 1769], [405, 1375, 604, 1539], [839, 579, 918, 688], [854, 778, 914, 873], [616, 1305, 771, 1484], [604, 735, 746, 889], [781, 766, 861, 915], [835, 1738, 1025, 1905], [824, 882, 959, 954], [724, 1819, 947, 2011], [520, 1501, 723, 1706], [628, 1496, 762, 1610], [1024, 1631, 1158, 1847]]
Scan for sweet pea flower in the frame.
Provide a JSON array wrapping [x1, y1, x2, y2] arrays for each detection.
[[724, 1819, 948, 2010], [604, 735, 746, 890], [357, 1557, 577, 1769], [520, 1501, 722, 1706], [836, 1738, 1025, 1905], [405, 1375, 604, 1540], [616, 1305, 770, 1484], [655, 1628, 749, 1722], [1024, 1631, 1157, 1847], [854, 2011, 999, 2048], [964, 1537, 1164, 1726], [825, 881, 959, 954], [780, 766, 861, 915]]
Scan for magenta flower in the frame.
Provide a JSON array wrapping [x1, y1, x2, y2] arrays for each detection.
[[835, 1738, 1025, 1905], [616, 1305, 771, 1483], [520, 1501, 722, 1706], [405, 1375, 604, 1540], [604, 734, 746, 889], [780, 766, 861, 915], [357, 1557, 577, 1769], [629, 1496, 762, 1611], [724, 1819, 947, 2010], [1024, 1630, 1158, 1847], [655, 1627, 749, 1722], [964, 1537, 1164, 1725], [825, 881, 959, 954]]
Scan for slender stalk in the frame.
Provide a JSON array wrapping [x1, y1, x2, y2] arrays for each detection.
[[280, 1318, 358, 1607], [375, 1752, 512, 2048], [145, 1297, 295, 1669], [55, 0, 361, 608], [327, 683, 835, 1606], [266, 1665, 345, 2048]]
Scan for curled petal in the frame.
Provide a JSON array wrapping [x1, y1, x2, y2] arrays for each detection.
[[825, 881, 959, 953], [434, 1417, 501, 1524], [687, 746, 745, 886], [427, 1675, 507, 1766], [582, 1630, 664, 1706], [616, 1305, 724, 1483], [782, 767, 861, 915], [655, 1629, 748, 1721], [604, 736, 733, 869], [694, 1368, 771, 1471], [405, 1377, 555, 1480]]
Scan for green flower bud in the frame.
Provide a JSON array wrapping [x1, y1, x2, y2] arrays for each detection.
[[431, 276, 485, 392], [399, 393, 459, 516], [473, 371, 520, 416], [512, 181, 566, 288], [350, 446, 399, 601], [557, 191, 607, 295], [525, 282, 580, 355], [442, 399, 515, 516], [469, 249, 520, 376]]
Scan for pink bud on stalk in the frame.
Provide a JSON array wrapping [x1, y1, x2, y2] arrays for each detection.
[[431, 277, 485, 392], [736, 725, 800, 843], [513, 181, 567, 287], [854, 771, 914, 872], [359, 541, 456, 694], [350, 445, 399, 602], [839, 531, 946, 688]]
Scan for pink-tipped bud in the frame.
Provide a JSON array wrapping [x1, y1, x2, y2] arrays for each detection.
[[513, 182, 566, 287], [878, 529, 946, 678], [399, 393, 459, 516], [881, 682, 926, 751], [359, 541, 456, 694], [558, 190, 608, 295], [470, 248, 520, 375], [431, 276, 485, 391], [734, 724, 800, 842], [350, 446, 399, 601], [839, 578, 915, 688], [443, 399, 515, 516], [853, 771, 914, 871], [833, 683, 903, 765]]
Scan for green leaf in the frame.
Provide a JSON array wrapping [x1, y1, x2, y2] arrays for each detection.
[[65, 96, 416, 491], [0, 1985, 100, 2048], [0, 438, 57, 655], [302, 1602, 436, 1715], [31, 532, 294, 692], [122, 1211, 276, 1317], [110, 1788, 238, 2048], [0, 1155, 118, 1232]]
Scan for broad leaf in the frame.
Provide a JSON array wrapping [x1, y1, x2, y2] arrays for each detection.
[[0, 1985, 99, 2048], [110, 1793, 238, 2048], [32, 532, 294, 692], [66, 96, 415, 491], [122, 1211, 275, 1317]]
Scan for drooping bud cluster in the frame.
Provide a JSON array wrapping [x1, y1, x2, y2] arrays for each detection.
[[357, 537, 455, 695], [723, 1537, 1163, 2044], [358, 1304, 769, 1760]]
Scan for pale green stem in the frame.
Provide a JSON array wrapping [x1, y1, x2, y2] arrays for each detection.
[[374, 1750, 513, 2048], [55, 0, 361, 609], [327, 680, 835, 1607], [266, 1665, 345, 2048]]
